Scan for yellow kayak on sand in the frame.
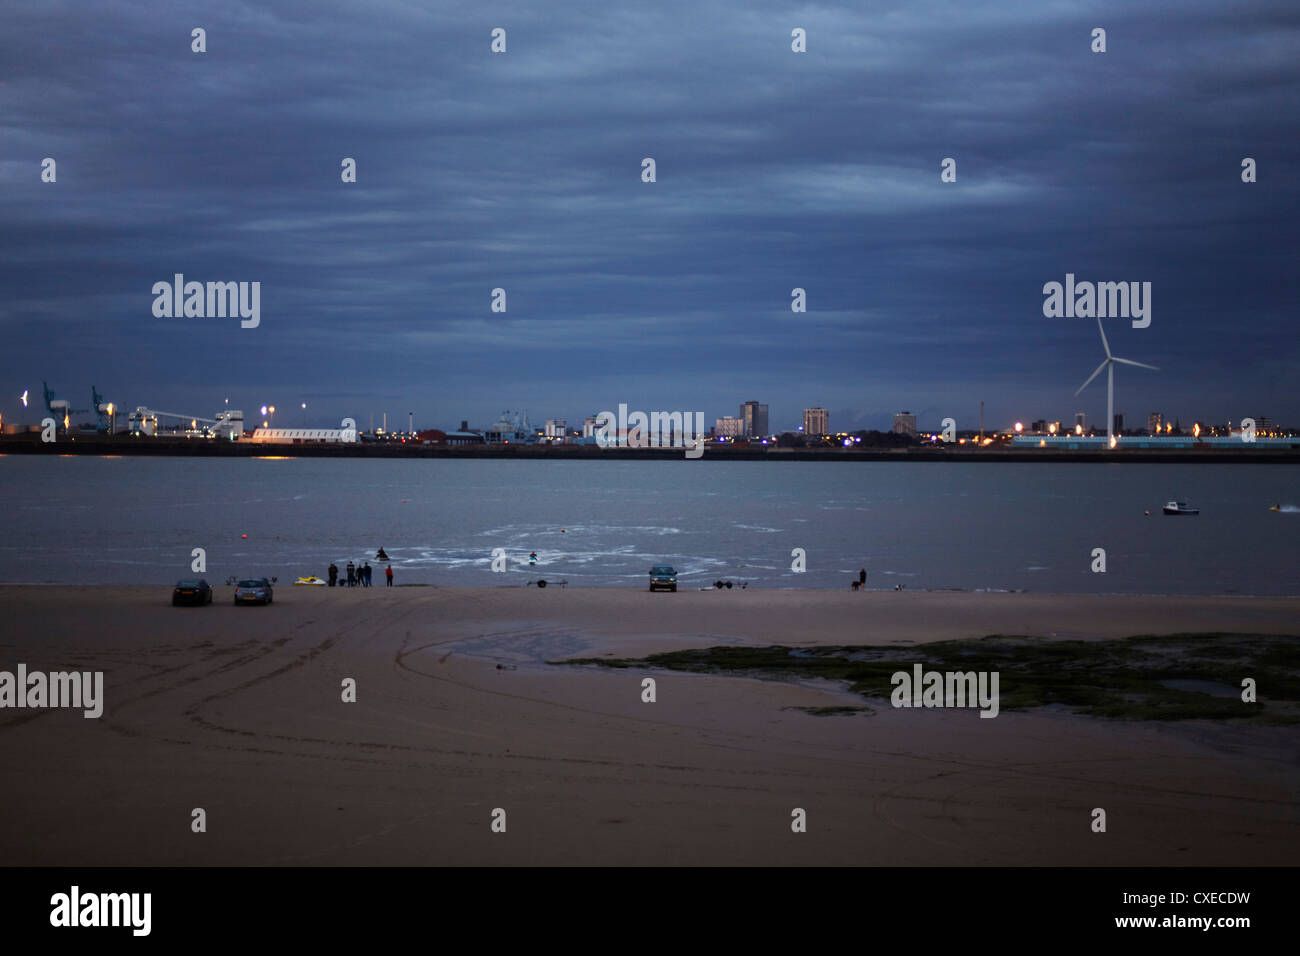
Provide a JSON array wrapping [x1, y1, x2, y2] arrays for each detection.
[[294, 576, 327, 586]]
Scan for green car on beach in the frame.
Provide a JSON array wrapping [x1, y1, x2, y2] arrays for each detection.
[[648, 566, 677, 592]]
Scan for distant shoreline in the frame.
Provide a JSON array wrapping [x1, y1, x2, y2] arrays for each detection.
[[3, 434, 1298, 463]]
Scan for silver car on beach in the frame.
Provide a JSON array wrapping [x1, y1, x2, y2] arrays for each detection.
[[233, 578, 273, 605]]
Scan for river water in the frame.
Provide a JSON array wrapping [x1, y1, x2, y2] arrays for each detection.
[[1, 456, 1297, 594]]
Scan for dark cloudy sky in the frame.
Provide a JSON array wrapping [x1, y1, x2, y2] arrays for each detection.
[[3, 0, 1296, 433]]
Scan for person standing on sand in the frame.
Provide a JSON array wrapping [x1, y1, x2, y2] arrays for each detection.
[[328, 563, 338, 587], [859, 568, 866, 586], [346, 561, 356, 587], [363, 561, 372, 587], [385, 564, 393, 587]]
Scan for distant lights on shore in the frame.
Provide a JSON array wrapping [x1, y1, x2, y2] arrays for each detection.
[[1014, 422, 1023, 433]]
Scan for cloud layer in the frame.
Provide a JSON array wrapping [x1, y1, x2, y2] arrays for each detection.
[[2, 0, 1296, 431]]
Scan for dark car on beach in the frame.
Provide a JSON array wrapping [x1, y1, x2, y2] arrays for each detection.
[[172, 579, 213, 606], [233, 578, 273, 606], [649, 566, 678, 592]]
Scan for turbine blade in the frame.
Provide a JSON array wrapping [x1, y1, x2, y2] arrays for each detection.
[[1075, 359, 1109, 395], [1096, 317, 1111, 358], [1112, 357, 1159, 371]]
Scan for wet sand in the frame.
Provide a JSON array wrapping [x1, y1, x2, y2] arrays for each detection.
[[0, 585, 1296, 865]]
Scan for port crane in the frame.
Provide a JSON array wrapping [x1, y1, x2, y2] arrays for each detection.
[[92, 386, 115, 433], [42, 381, 87, 432]]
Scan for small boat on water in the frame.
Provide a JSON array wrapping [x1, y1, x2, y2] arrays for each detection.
[[1163, 500, 1199, 515]]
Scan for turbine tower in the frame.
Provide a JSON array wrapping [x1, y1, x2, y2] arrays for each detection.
[[1075, 317, 1158, 447]]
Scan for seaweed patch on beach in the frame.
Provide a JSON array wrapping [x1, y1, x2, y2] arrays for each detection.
[[784, 705, 875, 717], [560, 633, 1300, 723]]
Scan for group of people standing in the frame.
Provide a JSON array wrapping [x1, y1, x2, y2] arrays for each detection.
[[327, 550, 394, 588]]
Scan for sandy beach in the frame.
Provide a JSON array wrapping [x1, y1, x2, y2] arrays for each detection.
[[0, 585, 1296, 866]]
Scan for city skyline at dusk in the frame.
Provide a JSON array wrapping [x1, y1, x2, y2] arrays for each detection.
[[2, 1, 1296, 434]]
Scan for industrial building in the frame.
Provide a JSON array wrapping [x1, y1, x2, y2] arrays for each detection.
[[247, 427, 357, 444], [715, 416, 744, 438]]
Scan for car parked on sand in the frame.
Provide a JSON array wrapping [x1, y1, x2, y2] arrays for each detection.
[[234, 578, 274, 605], [649, 565, 678, 592], [172, 579, 213, 606]]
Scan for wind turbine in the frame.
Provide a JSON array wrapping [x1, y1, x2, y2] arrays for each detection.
[[1075, 317, 1158, 447]]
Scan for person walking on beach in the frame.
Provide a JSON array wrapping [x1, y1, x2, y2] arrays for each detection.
[[346, 561, 356, 587], [363, 561, 372, 587], [328, 563, 338, 587], [385, 564, 393, 587]]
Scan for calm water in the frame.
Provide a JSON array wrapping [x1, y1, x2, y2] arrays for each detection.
[[1, 457, 1297, 594]]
